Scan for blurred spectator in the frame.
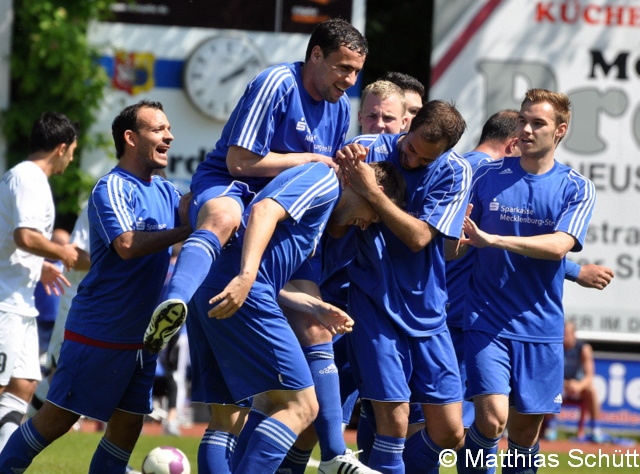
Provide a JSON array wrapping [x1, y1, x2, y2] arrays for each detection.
[[545, 321, 606, 442]]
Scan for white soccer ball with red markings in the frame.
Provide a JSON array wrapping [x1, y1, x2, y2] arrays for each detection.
[[141, 446, 191, 474]]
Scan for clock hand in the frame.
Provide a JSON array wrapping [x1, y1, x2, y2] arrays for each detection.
[[220, 65, 248, 84]]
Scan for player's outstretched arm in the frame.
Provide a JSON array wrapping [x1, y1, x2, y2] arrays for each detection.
[[463, 216, 576, 260], [208, 198, 287, 319], [14, 227, 79, 270], [227, 145, 336, 179]]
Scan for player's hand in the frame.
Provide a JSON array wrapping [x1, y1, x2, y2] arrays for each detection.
[[60, 243, 79, 270], [338, 155, 379, 200], [310, 153, 338, 171], [576, 264, 614, 290], [462, 216, 494, 248], [311, 302, 354, 336], [335, 143, 368, 164], [40, 261, 71, 296], [208, 274, 254, 319]]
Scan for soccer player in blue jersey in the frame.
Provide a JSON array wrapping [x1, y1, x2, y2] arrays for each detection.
[[186, 159, 405, 474], [460, 89, 596, 474], [447, 109, 521, 434], [145, 18, 368, 352], [275, 79, 410, 473], [337, 100, 472, 474], [144, 18, 369, 472], [0, 100, 191, 474]]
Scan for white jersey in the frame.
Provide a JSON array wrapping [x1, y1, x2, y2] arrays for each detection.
[[0, 161, 54, 317]]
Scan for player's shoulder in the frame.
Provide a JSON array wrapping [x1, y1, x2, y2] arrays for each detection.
[[442, 149, 471, 169], [556, 161, 593, 183], [463, 150, 492, 169], [92, 167, 142, 199], [349, 133, 399, 157], [150, 174, 179, 192], [5, 161, 44, 184], [252, 62, 296, 89]]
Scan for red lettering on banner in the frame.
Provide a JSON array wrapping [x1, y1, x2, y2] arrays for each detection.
[[536, 3, 554, 22], [536, 2, 640, 26], [583, 5, 600, 24], [604, 6, 624, 25]]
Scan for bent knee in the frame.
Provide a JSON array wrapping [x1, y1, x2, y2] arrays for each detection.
[[430, 425, 465, 450], [475, 415, 507, 439], [301, 396, 320, 427]]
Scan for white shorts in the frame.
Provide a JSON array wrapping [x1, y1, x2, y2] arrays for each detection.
[[0, 311, 42, 386]]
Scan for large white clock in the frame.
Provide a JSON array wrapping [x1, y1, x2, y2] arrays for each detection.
[[183, 35, 266, 121]]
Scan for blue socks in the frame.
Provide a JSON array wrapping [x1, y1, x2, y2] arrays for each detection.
[[233, 416, 297, 474], [197, 429, 237, 474], [501, 439, 540, 474], [166, 229, 221, 303], [463, 422, 501, 474], [89, 437, 132, 474], [0, 419, 48, 472], [277, 445, 313, 474], [369, 434, 405, 473], [232, 409, 267, 468], [404, 428, 444, 474], [356, 401, 376, 465], [303, 343, 345, 461]]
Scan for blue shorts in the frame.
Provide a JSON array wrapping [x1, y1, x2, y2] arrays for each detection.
[[290, 254, 321, 283], [189, 164, 257, 229], [464, 330, 564, 414], [449, 325, 475, 428], [47, 341, 156, 422], [348, 303, 462, 404], [334, 334, 359, 424], [188, 285, 314, 403]]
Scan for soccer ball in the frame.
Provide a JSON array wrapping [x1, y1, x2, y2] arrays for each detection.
[[141, 446, 191, 474]]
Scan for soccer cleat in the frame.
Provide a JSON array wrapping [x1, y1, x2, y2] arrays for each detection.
[[143, 299, 187, 354], [318, 449, 382, 474]]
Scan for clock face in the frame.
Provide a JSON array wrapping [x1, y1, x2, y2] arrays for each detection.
[[184, 35, 266, 121]]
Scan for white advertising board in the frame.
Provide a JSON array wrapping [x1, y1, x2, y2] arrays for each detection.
[[432, 0, 640, 342], [84, 0, 365, 193]]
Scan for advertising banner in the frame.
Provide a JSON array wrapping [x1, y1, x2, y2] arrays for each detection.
[[557, 353, 640, 434], [432, 0, 640, 342]]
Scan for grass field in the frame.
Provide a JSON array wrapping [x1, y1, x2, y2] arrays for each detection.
[[25, 430, 640, 473]]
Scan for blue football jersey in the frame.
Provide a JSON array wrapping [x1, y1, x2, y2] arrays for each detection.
[[347, 133, 472, 336], [204, 162, 340, 300], [445, 150, 493, 328], [464, 157, 595, 342], [66, 167, 182, 344], [196, 62, 351, 192]]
